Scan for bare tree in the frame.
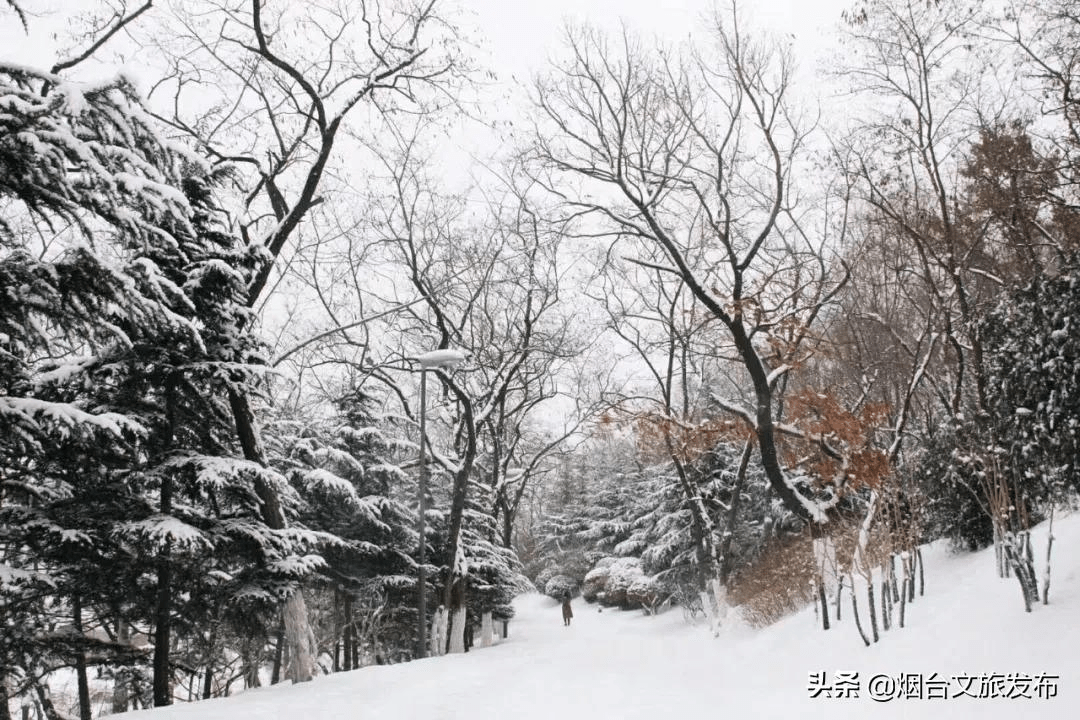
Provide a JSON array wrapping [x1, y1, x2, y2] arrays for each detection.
[[319, 125, 590, 656], [834, 0, 1016, 421], [530, 9, 850, 575], [987, 0, 1080, 197]]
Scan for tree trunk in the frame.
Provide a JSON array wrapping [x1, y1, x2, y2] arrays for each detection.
[[33, 681, 59, 720], [1043, 507, 1054, 605], [907, 554, 915, 602], [881, 573, 891, 631], [812, 531, 839, 605], [72, 596, 92, 720], [0, 675, 11, 720], [850, 577, 869, 647], [712, 437, 753, 632], [342, 594, 353, 671], [501, 499, 514, 549], [994, 524, 1007, 578], [430, 607, 447, 657], [352, 628, 360, 669], [710, 578, 728, 626], [699, 589, 718, 636], [270, 621, 284, 684], [111, 669, 129, 716], [718, 438, 754, 586], [228, 387, 315, 682], [480, 612, 493, 648], [284, 593, 317, 681], [244, 657, 261, 689], [818, 581, 830, 631], [917, 548, 925, 597], [111, 618, 129, 713], [447, 576, 467, 654], [899, 577, 907, 628], [153, 469, 173, 707], [202, 622, 217, 699], [437, 379, 477, 660], [866, 581, 879, 643], [889, 555, 900, 602]]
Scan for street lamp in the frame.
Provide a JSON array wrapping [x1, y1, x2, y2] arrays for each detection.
[[412, 349, 467, 659]]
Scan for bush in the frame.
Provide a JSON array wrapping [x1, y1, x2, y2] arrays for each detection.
[[602, 557, 644, 608], [582, 558, 615, 602], [626, 575, 662, 611], [726, 534, 816, 627], [544, 574, 579, 600], [534, 566, 559, 590]]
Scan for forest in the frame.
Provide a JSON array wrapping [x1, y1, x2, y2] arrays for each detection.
[[2, 0, 1080, 717]]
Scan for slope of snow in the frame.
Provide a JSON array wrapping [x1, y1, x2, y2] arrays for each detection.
[[121, 512, 1080, 719]]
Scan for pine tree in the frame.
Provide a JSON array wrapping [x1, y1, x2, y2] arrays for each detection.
[[271, 391, 420, 664], [0, 59, 325, 710]]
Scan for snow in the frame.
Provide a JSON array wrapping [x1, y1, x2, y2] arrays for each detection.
[[118, 516, 213, 552], [298, 468, 361, 506], [32, 356, 97, 388], [413, 348, 469, 369], [0, 396, 145, 438], [115, 512, 1080, 720], [0, 563, 53, 590]]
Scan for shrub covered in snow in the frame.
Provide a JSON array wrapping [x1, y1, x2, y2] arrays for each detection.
[[544, 574, 580, 600], [626, 575, 663, 611], [601, 557, 644, 608], [582, 559, 616, 602], [534, 566, 560, 590]]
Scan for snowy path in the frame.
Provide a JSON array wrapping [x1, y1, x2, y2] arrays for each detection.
[[123, 515, 1080, 720]]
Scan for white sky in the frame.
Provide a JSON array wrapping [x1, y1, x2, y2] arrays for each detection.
[[1, 1, 854, 88], [421, 0, 856, 195], [458, 0, 854, 82]]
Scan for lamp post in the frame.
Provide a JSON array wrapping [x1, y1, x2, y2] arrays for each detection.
[[413, 349, 467, 659]]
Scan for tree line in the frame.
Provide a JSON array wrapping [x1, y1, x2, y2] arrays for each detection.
[[2, 1, 1080, 718]]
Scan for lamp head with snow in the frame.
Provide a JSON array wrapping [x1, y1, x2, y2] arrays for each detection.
[[413, 349, 470, 370]]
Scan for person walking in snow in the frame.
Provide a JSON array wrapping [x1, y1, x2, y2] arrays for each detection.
[[561, 596, 574, 626]]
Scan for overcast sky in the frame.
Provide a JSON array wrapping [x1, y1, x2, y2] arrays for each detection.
[[460, 0, 854, 82], [2, 1, 853, 83], [435, 0, 857, 186], [0, 0, 857, 195]]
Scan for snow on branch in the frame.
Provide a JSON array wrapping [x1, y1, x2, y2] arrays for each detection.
[[413, 348, 470, 369], [117, 515, 214, 553], [296, 468, 361, 506], [785, 476, 831, 524], [0, 563, 54, 591], [267, 554, 326, 579], [0, 62, 195, 248], [0, 397, 145, 439], [160, 453, 293, 510], [766, 364, 792, 388], [711, 395, 757, 429]]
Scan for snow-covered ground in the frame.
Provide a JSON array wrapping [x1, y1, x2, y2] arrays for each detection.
[[122, 512, 1080, 720]]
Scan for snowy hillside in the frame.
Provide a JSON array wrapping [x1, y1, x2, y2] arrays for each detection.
[[119, 512, 1079, 720]]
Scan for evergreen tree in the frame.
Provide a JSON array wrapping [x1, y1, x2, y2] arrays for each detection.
[[271, 392, 419, 664], [0, 59, 324, 710], [983, 254, 1080, 502]]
